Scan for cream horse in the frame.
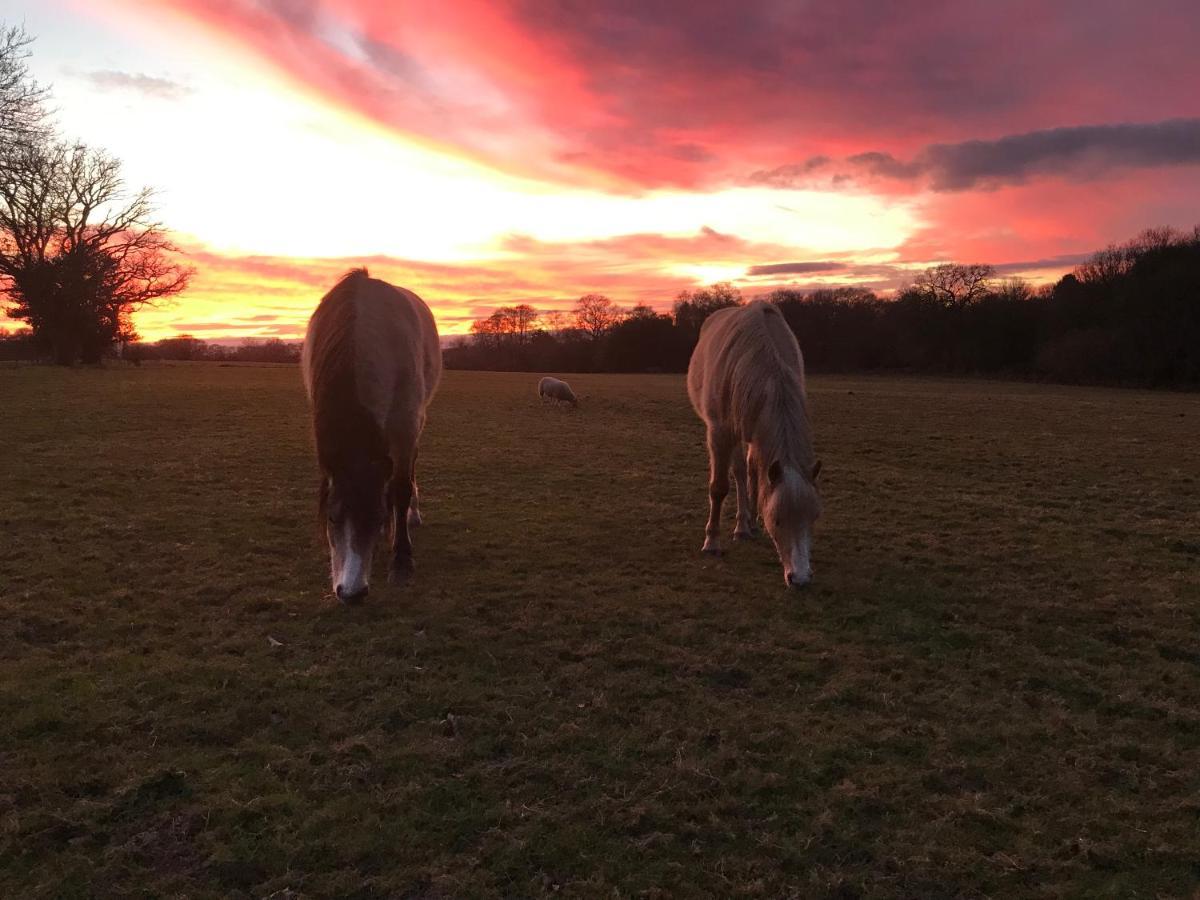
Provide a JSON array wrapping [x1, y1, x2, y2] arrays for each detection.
[[302, 269, 442, 602], [687, 301, 822, 587]]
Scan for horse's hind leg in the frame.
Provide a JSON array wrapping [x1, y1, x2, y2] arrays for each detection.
[[388, 444, 416, 582], [748, 455, 760, 529], [407, 446, 422, 527], [702, 426, 734, 555], [731, 444, 757, 539], [407, 483, 422, 527]]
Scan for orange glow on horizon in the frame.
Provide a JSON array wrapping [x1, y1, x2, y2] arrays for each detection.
[[131, 236, 1079, 345], [20, 0, 1198, 344]]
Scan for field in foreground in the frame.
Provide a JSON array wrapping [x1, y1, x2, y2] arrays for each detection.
[[1, 365, 1198, 898]]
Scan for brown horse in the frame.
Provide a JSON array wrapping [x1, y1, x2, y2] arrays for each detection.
[[302, 269, 441, 602], [687, 300, 821, 587]]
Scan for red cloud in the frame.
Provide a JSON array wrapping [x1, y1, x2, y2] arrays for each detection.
[[142, 0, 1200, 190], [897, 168, 1200, 267]]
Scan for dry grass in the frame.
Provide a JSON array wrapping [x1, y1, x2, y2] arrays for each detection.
[[1, 365, 1198, 898]]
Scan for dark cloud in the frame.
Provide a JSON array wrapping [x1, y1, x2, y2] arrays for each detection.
[[259, 0, 319, 31], [921, 119, 1200, 190], [667, 143, 717, 163], [169, 321, 259, 331], [740, 263, 917, 295], [698, 225, 736, 242], [751, 156, 833, 188], [993, 253, 1092, 275], [511, 0, 1014, 120], [83, 70, 190, 100], [356, 38, 431, 89], [746, 261, 847, 276], [844, 151, 924, 181], [754, 119, 1200, 191]]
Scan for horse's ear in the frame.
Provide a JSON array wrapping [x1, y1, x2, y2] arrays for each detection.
[[811, 459, 822, 482], [767, 460, 783, 486]]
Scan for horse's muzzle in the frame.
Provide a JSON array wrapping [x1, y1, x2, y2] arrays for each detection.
[[786, 571, 811, 589], [336, 584, 369, 604]]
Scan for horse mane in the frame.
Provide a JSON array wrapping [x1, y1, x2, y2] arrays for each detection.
[[305, 269, 390, 521], [726, 302, 815, 485]]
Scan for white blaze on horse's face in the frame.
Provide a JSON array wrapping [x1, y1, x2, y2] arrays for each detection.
[[330, 519, 373, 602], [785, 530, 813, 588], [762, 461, 822, 589], [323, 467, 388, 604]]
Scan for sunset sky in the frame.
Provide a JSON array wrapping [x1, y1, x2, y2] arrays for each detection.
[[16, 0, 1200, 341]]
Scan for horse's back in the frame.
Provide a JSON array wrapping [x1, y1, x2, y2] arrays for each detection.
[[355, 278, 441, 426], [687, 305, 737, 415], [305, 271, 441, 437], [687, 303, 757, 411], [687, 301, 804, 426]]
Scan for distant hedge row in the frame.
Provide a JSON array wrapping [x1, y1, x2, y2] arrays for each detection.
[[445, 226, 1200, 389]]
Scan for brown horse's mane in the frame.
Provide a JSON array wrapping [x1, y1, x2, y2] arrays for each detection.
[[306, 269, 391, 523]]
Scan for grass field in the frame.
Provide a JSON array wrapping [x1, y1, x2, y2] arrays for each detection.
[[1, 365, 1198, 898]]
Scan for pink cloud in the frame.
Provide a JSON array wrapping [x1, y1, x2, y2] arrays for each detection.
[[141, 0, 1200, 189]]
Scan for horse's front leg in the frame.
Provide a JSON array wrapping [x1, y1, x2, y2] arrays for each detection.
[[731, 443, 758, 539], [702, 427, 734, 555], [388, 449, 415, 582]]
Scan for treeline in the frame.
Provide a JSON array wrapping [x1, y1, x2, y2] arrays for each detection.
[[125, 335, 301, 364], [445, 226, 1200, 388], [0, 330, 302, 364]]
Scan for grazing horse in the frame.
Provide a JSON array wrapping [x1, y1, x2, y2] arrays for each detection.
[[538, 376, 578, 407], [302, 269, 441, 602], [687, 301, 822, 587]]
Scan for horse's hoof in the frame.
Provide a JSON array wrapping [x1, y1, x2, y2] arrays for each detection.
[[733, 529, 755, 541], [407, 509, 423, 527], [388, 558, 415, 583], [701, 545, 724, 557]]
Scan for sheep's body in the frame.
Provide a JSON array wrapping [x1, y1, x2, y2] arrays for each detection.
[[538, 376, 578, 407]]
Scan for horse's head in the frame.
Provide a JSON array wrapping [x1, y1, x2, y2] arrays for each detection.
[[759, 458, 822, 588], [320, 453, 391, 603]]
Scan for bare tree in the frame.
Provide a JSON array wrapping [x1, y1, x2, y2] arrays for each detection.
[[0, 25, 46, 154], [909, 263, 995, 307], [1, 141, 192, 363], [1073, 245, 1131, 286], [510, 303, 539, 343], [470, 310, 504, 350], [542, 310, 569, 333], [470, 304, 540, 345], [574, 293, 621, 341], [993, 277, 1033, 303], [1074, 227, 1184, 286], [673, 282, 743, 334]]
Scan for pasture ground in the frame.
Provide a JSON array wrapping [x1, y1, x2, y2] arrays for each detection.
[[1, 365, 1198, 898]]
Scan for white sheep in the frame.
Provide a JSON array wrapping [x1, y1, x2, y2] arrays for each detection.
[[538, 376, 578, 407]]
